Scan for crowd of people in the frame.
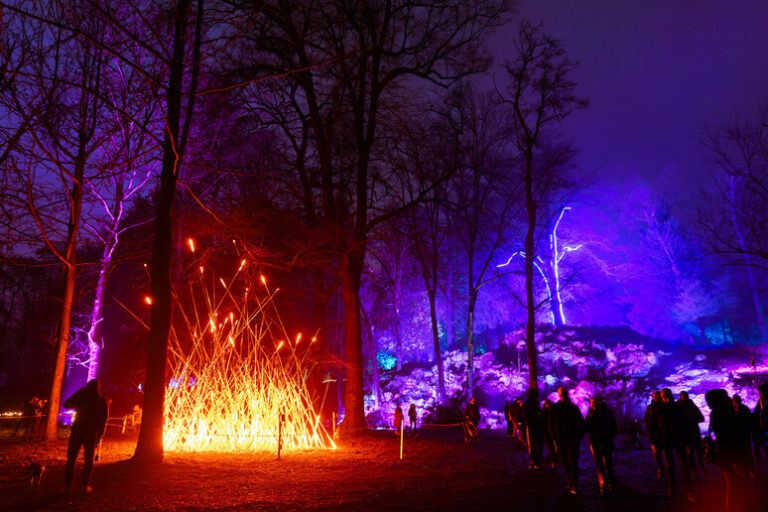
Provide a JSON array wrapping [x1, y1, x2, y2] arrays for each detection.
[[494, 384, 768, 508]]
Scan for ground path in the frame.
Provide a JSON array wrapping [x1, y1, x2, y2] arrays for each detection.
[[1, 429, 765, 511]]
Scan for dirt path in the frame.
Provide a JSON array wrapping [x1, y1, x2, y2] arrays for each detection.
[[2, 429, 764, 511]]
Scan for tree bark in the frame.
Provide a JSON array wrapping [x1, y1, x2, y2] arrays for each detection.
[[340, 248, 366, 431], [524, 157, 538, 392], [465, 290, 477, 398], [133, 0, 190, 463], [428, 289, 447, 404]]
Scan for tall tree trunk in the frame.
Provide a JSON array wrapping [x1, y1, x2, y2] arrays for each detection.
[[428, 290, 447, 405], [394, 313, 402, 371], [340, 248, 366, 431], [361, 308, 382, 410], [86, 257, 110, 382], [465, 290, 477, 398], [45, 153, 85, 440], [133, 0, 190, 462], [446, 263, 455, 349], [524, 158, 538, 392]]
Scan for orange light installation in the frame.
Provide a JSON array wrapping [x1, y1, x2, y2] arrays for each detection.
[[163, 263, 334, 453]]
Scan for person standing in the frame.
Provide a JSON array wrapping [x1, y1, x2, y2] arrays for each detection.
[[551, 387, 585, 495], [63, 379, 108, 494], [732, 394, 755, 477], [541, 398, 558, 469], [650, 388, 693, 500], [393, 404, 404, 435], [584, 395, 618, 496], [465, 397, 480, 428], [678, 391, 706, 476], [407, 404, 417, 432], [522, 389, 543, 469], [753, 383, 768, 471], [504, 400, 514, 438], [514, 396, 527, 446], [644, 391, 665, 479]]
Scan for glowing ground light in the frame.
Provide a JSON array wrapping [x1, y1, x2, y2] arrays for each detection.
[[162, 261, 335, 453]]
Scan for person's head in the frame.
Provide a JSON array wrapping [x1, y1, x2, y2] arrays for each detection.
[[679, 390, 689, 401], [705, 389, 731, 413], [543, 398, 553, 408], [590, 394, 603, 409], [515, 396, 522, 403], [409, 403, 415, 409], [652, 391, 661, 402], [661, 388, 673, 403], [86, 379, 100, 394], [759, 383, 768, 402], [557, 387, 569, 402], [732, 394, 742, 406], [470, 397, 476, 405]]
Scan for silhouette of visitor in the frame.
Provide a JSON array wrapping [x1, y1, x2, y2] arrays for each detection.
[[551, 387, 584, 495], [63, 379, 108, 494]]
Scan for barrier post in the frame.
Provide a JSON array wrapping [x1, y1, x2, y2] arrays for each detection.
[[399, 421, 404, 460], [277, 412, 284, 460], [332, 412, 336, 438]]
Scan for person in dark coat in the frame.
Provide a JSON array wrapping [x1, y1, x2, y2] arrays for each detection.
[[732, 394, 755, 477], [541, 398, 558, 468], [753, 383, 768, 472], [503, 400, 515, 438], [644, 391, 665, 479], [551, 387, 585, 495], [513, 396, 527, 446], [407, 403, 417, 432], [465, 397, 480, 428], [584, 395, 618, 495], [649, 388, 693, 499], [522, 389, 543, 469], [706, 388, 752, 512], [63, 379, 108, 494], [678, 390, 706, 476]]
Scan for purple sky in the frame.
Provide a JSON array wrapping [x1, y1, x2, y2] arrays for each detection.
[[490, 0, 768, 211]]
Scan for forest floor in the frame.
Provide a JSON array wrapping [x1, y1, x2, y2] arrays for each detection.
[[1, 426, 765, 512]]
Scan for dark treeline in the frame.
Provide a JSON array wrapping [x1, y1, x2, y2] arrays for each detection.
[[0, 0, 766, 462]]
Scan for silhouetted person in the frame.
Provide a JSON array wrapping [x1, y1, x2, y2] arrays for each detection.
[[649, 388, 693, 500], [503, 400, 515, 438], [644, 391, 665, 479], [753, 383, 768, 471], [12, 397, 39, 437], [551, 387, 584, 495], [678, 390, 706, 476], [522, 389, 543, 469], [408, 403, 417, 432], [393, 404, 404, 434], [465, 397, 480, 428], [542, 398, 557, 468], [513, 396, 527, 446], [706, 388, 752, 512], [732, 394, 755, 477], [63, 379, 108, 494], [585, 395, 618, 495]]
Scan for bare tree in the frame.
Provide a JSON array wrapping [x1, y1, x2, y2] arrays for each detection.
[[499, 20, 586, 391]]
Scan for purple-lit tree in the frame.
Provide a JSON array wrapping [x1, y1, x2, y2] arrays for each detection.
[[498, 20, 587, 391], [703, 116, 768, 343], [448, 89, 522, 398], [240, 0, 511, 431]]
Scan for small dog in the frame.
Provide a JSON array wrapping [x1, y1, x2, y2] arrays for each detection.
[[26, 462, 45, 488]]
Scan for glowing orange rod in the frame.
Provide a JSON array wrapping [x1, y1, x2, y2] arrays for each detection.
[[260, 275, 266, 286], [239, 259, 246, 271], [144, 296, 153, 305], [295, 333, 302, 345], [276, 341, 284, 351], [188, 238, 196, 253]]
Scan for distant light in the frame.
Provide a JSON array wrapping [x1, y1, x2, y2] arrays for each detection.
[[276, 341, 284, 351], [295, 333, 302, 345], [260, 275, 266, 285], [239, 259, 246, 271], [144, 296, 153, 305], [199, 266, 204, 274], [188, 238, 196, 253]]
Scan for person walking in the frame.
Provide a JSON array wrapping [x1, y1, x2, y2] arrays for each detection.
[[649, 388, 693, 500], [584, 395, 618, 496], [522, 389, 544, 469], [408, 404, 417, 432], [465, 397, 480, 428], [678, 390, 706, 476], [541, 398, 558, 469], [393, 404, 404, 435], [551, 387, 585, 495], [63, 379, 108, 494], [753, 383, 768, 472], [504, 400, 515, 438], [644, 391, 665, 479]]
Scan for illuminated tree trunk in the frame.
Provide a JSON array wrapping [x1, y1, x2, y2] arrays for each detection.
[[45, 154, 84, 440], [133, 0, 190, 463], [465, 290, 477, 398], [85, 258, 110, 382], [340, 248, 366, 431], [428, 289, 447, 404], [524, 156, 539, 392]]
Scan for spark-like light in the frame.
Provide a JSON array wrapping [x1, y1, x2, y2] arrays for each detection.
[[188, 238, 196, 253], [162, 265, 334, 453]]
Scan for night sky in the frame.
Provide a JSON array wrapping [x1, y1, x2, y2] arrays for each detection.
[[492, 0, 768, 215]]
